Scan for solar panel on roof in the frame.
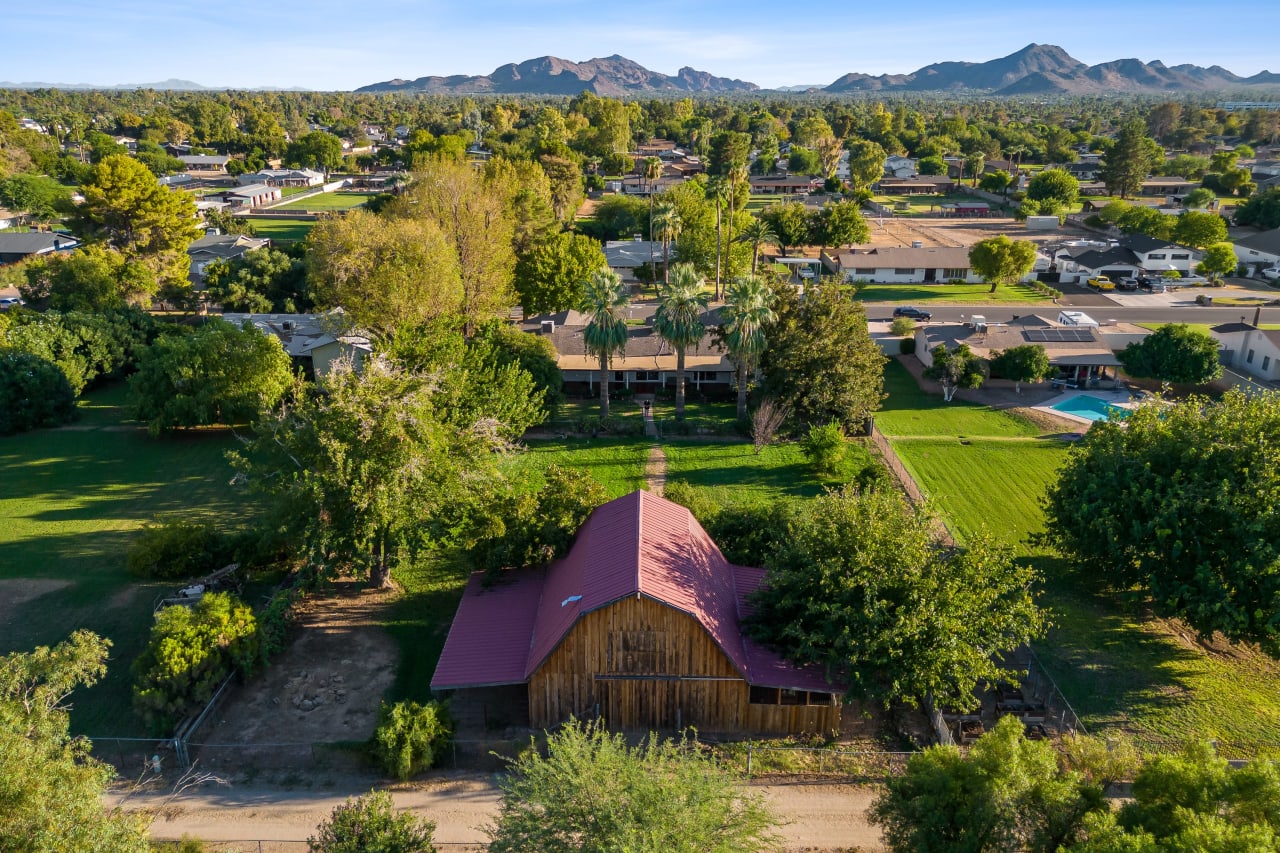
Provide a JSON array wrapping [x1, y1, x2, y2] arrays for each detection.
[[1024, 328, 1094, 343]]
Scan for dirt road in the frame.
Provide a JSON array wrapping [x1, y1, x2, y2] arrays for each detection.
[[116, 775, 884, 851]]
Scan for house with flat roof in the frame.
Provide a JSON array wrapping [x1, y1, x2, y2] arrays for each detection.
[[206, 183, 281, 210], [177, 154, 231, 174]]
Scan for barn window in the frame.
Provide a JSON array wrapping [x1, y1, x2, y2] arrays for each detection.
[[749, 686, 779, 705], [607, 631, 660, 674], [780, 689, 806, 705]]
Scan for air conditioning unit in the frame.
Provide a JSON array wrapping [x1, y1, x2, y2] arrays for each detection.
[[540, 320, 556, 334], [281, 321, 295, 332]]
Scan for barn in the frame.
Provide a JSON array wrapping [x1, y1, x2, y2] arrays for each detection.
[[431, 490, 843, 735]]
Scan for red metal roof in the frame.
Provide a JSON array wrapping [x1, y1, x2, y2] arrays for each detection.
[[431, 490, 840, 695]]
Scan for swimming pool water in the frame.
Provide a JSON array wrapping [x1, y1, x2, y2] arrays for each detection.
[[1050, 394, 1130, 422]]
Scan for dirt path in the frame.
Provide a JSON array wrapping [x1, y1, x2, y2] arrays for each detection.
[[118, 777, 884, 851], [645, 444, 668, 495]]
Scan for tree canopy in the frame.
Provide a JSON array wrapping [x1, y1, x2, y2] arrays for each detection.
[[1026, 168, 1080, 210], [990, 344, 1053, 394], [1117, 323, 1221, 388], [969, 235, 1038, 294], [513, 231, 606, 316], [924, 343, 987, 402], [1044, 390, 1280, 653], [1171, 210, 1228, 249]]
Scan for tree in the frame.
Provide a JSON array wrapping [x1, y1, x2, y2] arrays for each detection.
[[643, 155, 663, 266], [538, 154, 584, 222], [846, 138, 887, 191], [372, 700, 452, 781], [1117, 323, 1221, 389], [486, 720, 777, 853], [1044, 390, 1280, 652], [811, 199, 869, 252], [21, 244, 154, 312], [1182, 187, 1216, 209], [473, 319, 564, 412], [1026, 168, 1080, 210], [2, 308, 151, 395], [969, 235, 1038, 294], [924, 343, 987, 402], [76, 153, 198, 288], [128, 318, 294, 434], [964, 151, 986, 187], [308, 209, 463, 333], [918, 155, 947, 176], [872, 716, 1111, 853], [750, 487, 1045, 709], [737, 216, 776, 275], [0, 172, 72, 219], [1234, 187, 1280, 230], [651, 201, 681, 286], [979, 169, 1013, 196], [1197, 241, 1237, 282], [653, 264, 709, 420], [580, 269, 629, 419], [231, 357, 505, 588], [513, 231, 606, 316], [0, 631, 150, 853], [0, 350, 76, 434], [760, 283, 885, 430], [1116, 205, 1173, 241], [308, 791, 436, 853], [991, 344, 1053, 394], [787, 146, 822, 176], [1172, 209, 1228, 249], [285, 130, 343, 175], [205, 247, 309, 313], [720, 275, 776, 420], [1100, 118, 1160, 199], [759, 201, 811, 257], [750, 397, 789, 455], [812, 134, 845, 179]]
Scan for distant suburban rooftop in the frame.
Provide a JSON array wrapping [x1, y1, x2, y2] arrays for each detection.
[[178, 154, 230, 166], [0, 231, 79, 255]]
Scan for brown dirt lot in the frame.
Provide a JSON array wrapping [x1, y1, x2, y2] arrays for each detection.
[[863, 215, 1096, 251]]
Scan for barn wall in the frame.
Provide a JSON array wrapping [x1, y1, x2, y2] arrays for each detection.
[[527, 595, 840, 735]]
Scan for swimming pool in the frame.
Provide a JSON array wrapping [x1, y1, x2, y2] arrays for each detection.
[[1050, 394, 1130, 422]]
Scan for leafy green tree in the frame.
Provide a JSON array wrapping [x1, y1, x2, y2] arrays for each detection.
[[204, 247, 309, 313], [372, 701, 452, 781], [1182, 187, 1216, 209], [979, 169, 1013, 196], [513, 231, 606, 316], [128, 318, 293, 434], [580, 269, 630, 419], [0, 172, 72, 219], [231, 357, 505, 588], [308, 791, 436, 853], [720, 275, 776, 420], [801, 420, 846, 475], [991, 344, 1053, 394], [22, 245, 155, 312], [1044, 391, 1280, 652], [285, 130, 343, 175], [1100, 118, 1160, 199], [486, 720, 777, 853], [0, 631, 150, 853], [750, 487, 1045, 709], [0, 350, 76, 434], [132, 592, 261, 732], [308, 209, 462, 333], [787, 146, 822, 176], [872, 716, 1110, 853], [1172, 209, 1228, 249], [2, 309, 146, 395], [653, 263, 709, 419], [1027, 168, 1080, 210], [588, 193, 648, 241], [811, 199, 869, 251], [845, 138, 886, 191], [1196, 241, 1237, 282], [472, 319, 564, 412], [759, 201, 811, 257], [1234, 187, 1280, 230], [924, 343, 987, 402], [1116, 205, 1173, 240], [76, 153, 199, 288], [760, 282, 885, 430], [1117, 323, 1221, 389], [969, 235, 1038, 294]]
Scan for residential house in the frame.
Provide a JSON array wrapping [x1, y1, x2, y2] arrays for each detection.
[[1211, 322, 1280, 383], [206, 183, 281, 211], [219, 311, 372, 378], [636, 139, 678, 157], [620, 174, 686, 196], [0, 232, 79, 265], [874, 175, 957, 195], [1117, 233, 1197, 274], [603, 240, 672, 281], [748, 175, 823, 195], [242, 168, 324, 188], [883, 155, 918, 179], [0, 207, 23, 230], [832, 246, 981, 284], [915, 314, 1127, 389], [1062, 161, 1101, 182], [1052, 234, 1197, 282], [432, 489, 843, 734], [177, 154, 231, 175], [1139, 177, 1198, 198], [188, 233, 271, 281], [1233, 228, 1280, 271]]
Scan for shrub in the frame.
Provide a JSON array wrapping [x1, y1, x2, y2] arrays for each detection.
[[889, 317, 916, 337], [704, 501, 802, 567], [372, 700, 453, 781], [898, 337, 916, 355], [801, 421, 847, 476], [661, 480, 721, 523], [133, 592, 261, 733], [0, 349, 76, 434], [308, 790, 436, 853], [126, 518, 234, 579]]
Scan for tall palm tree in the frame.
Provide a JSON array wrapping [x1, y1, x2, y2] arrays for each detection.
[[580, 269, 630, 419], [652, 202, 681, 288], [737, 217, 778, 275], [653, 264, 710, 420], [720, 275, 776, 420], [706, 175, 729, 299], [724, 163, 749, 286]]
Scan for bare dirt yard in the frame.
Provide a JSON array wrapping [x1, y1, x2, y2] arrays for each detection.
[[864, 215, 1096, 251]]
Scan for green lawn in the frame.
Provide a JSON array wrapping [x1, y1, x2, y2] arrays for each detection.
[[513, 438, 650, 498], [272, 191, 368, 212], [0, 383, 248, 736], [855, 282, 1053, 305], [872, 192, 1015, 217], [664, 440, 873, 506], [1137, 322, 1215, 336], [246, 218, 315, 242], [875, 359, 1039, 438]]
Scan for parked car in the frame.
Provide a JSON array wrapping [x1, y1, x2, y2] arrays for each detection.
[[0, 296, 22, 310], [1262, 267, 1280, 281], [1087, 276, 1116, 291], [892, 306, 933, 321], [1115, 277, 1139, 291], [1139, 278, 1166, 293]]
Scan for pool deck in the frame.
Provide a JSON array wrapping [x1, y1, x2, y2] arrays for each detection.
[[1034, 389, 1136, 426]]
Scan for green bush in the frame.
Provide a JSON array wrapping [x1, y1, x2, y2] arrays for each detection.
[[898, 337, 916, 355], [308, 790, 436, 853], [0, 349, 77, 433], [661, 480, 721, 523], [801, 421, 847, 476], [372, 700, 453, 781], [889, 316, 916, 337], [126, 518, 234, 579], [132, 592, 261, 733]]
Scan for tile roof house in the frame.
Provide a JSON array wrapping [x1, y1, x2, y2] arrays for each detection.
[[432, 490, 843, 733]]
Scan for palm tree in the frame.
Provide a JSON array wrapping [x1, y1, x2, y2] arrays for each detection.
[[720, 275, 776, 420], [643, 156, 664, 274], [580, 269, 630, 419], [706, 175, 729, 299], [724, 163, 749, 285], [653, 264, 710, 420], [652, 202, 681, 288], [737, 217, 778, 275]]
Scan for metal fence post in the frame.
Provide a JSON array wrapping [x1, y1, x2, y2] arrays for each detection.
[[746, 743, 753, 777]]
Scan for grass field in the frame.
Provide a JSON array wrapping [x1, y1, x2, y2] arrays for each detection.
[[664, 440, 873, 506], [872, 192, 1014, 217], [0, 383, 248, 735], [855, 282, 1052, 305], [247, 218, 315, 242], [514, 438, 650, 498], [876, 358, 1280, 754], [272, 191, 368, 212]]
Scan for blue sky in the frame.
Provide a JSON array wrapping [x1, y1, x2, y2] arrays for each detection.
[[4, 0, 1277, 90]]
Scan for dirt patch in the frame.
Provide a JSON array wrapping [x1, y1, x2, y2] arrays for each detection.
[[1007, 406, 1087, 435], [645, 445, 667, 494], [864, 215, 1096, 252], [0, 578, 73, 628], [201, 584, 399, 749]]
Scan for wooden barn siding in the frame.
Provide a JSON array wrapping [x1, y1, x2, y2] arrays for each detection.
[[527, 595, 840, 735]]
